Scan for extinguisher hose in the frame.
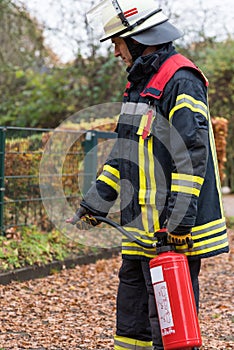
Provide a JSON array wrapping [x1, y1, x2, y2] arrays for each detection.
[[93, 216, 157, 249]]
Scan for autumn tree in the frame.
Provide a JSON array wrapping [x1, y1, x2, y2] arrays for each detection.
[[0, 0, 58, 125], [1, 0, 234, 189]]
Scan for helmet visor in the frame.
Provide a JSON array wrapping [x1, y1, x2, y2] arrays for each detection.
[[87, 0, 169, 42], [87, 0, 121, 38]]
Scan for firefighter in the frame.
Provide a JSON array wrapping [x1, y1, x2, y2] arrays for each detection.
[[67, 1, 229, 349]]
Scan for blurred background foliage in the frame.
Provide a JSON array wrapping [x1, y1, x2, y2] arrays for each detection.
[[0, 0, 234, 189]]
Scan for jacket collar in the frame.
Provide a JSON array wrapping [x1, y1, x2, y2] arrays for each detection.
[[127, 42, 176, 83]]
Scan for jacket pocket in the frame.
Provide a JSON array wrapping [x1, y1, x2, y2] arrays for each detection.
[[136, 112, 155, 139]]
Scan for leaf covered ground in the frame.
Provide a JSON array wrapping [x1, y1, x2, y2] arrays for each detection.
[[0, 230, 233, 350]]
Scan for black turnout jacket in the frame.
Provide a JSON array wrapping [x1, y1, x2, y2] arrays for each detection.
[[81, 43, 229, 261]]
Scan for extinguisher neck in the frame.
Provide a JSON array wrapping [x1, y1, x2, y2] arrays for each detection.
[[154, 229, 175, 254], [156, 245, 175, 254]]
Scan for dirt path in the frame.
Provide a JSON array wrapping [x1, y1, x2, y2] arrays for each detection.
[[0, 230, 233, 350]]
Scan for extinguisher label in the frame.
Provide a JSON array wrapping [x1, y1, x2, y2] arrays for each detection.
[[154, 282, 174, 330], [150, 266, 164, 283]]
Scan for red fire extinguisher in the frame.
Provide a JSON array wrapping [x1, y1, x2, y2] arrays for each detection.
[[149, 231, 202, 350], [90, 216, 202, 350]]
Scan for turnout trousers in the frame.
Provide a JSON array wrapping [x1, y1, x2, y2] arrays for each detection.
[[114, 258, 201, 350]]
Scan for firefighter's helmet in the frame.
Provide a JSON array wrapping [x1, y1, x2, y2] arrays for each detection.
[[87, 0, 183, 45]]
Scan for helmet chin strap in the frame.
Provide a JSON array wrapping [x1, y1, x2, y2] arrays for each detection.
[[124, 37, 148, 62]]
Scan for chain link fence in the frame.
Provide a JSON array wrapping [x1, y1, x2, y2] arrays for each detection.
[[0, 126, 116, 235]]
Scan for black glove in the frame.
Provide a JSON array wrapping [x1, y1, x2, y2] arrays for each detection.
[[66, 206, 100, 229], [167, 228, 194, 249]]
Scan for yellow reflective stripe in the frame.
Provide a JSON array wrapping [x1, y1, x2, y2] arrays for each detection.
[[148, 137, 156, 202], [137, 114, 148, 135], [122, 240, 156, 257], [138, 137, 149, 230], [122, 240, 156, 248], [148, 138, 159, 231], [123, 238, 155, 245], [193, 224, 227, 239], [169, 103, 208, 121], [136, 114, 155, 137], [171, 184, 200, 197], [138, 136, 159, 232], [207, 109, 225, 217], [97, 174, 120, 192], [192, 217, 225, 232], [114, 335, 153, 349], [174, 215, 228, 256], [177, 94, 208, 111], [172, 173, 204, 185], [169, 94, 208, 121], [183, 241, 229, 256], [141, 205, 149, 232], [175, 217, 228, 256], [103, 164, 120, 179], [171, 173, 204, 197], [151, 206, 160, 232], [122, 231, 157, 258], [139, 137, 147, 198], [193, 233, 228, 248], [124, 227, 155, 237], [97, 164, 120, 191]]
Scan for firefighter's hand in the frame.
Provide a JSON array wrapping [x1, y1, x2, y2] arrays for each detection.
[[66, 207, 100, 229], [167, 231, 194, 249]]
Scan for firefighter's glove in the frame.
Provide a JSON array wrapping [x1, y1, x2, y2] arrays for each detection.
[[66, 206, 100, 230], [167, 231, 194, 249]]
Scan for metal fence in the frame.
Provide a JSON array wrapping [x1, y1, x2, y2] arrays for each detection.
[[0, 126, 116, 235]]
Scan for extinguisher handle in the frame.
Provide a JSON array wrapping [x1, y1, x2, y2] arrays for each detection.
[[154, 227, 168, 247], [167, 231, 194, 250]]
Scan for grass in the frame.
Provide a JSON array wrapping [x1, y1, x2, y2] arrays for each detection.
[[0, 226, 90, 272]]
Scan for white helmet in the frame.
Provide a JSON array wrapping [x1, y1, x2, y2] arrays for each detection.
[[87, 0, 183, 45]]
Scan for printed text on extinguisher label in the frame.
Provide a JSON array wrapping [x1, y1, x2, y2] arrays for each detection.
[[154, 282, 174, 330]]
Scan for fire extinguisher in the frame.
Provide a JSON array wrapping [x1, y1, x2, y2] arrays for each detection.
[[91, 216, 202, 350]]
